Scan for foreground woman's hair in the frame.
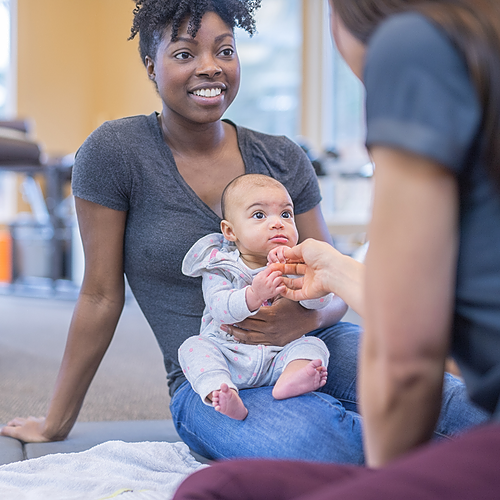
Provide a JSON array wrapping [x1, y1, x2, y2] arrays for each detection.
[[331, 0, 500, 190]]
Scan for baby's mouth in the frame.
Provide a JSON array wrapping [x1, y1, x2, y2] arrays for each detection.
[[270, 235, 288, 242]]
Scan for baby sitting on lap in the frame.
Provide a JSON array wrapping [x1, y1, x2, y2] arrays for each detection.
[[179, 174, 332, 420]]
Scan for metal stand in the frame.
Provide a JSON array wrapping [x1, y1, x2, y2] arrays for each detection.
[[0, 161, 77, 298]]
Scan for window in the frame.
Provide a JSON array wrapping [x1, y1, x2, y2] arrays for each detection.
[[315, 2, 366, 159], [0, 0, 16, 228], [224, 0, 365, 158], [328, 44, 366, 158], [0, 0, 13, 118], [223, 0, 302, 139]]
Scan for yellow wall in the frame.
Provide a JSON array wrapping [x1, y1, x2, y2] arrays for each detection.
[[16, 0, 160, 156]]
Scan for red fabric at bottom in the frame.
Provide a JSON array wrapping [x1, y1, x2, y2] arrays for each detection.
[[173, 423, 500, 500]]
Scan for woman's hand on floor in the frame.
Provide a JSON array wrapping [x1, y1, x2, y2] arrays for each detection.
[[0, 416, 56, 443]]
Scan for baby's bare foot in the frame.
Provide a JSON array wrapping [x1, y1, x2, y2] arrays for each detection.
[[272, 359, 327, 400], [212, 383, 248, 420]]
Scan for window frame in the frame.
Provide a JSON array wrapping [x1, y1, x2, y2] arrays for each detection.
[[301, 0, 366, 158], [0, 0, 16, 118]]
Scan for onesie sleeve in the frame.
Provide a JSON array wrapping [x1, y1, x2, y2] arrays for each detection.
[[364, 13, 481, 174], [300, 293, 333, 310], [72, 121, 132, 211], [201, 271, 256, 324]]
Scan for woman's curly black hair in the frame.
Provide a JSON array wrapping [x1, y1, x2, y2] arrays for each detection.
[[129, 0, 261, 65]]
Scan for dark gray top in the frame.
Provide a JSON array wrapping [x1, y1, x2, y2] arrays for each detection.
[[365, 13, 500, 416], [72, 112, 321, 395]]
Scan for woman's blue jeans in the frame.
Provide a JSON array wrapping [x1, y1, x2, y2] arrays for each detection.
[[170, 322, 488, 465]]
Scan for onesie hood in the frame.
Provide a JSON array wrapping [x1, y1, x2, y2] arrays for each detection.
[[182, 232, 252, 279]]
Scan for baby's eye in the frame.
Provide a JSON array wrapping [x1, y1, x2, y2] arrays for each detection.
[[252, 211, 266, 220], [281, 211, 293, 219], [175, 52, 192, 60]]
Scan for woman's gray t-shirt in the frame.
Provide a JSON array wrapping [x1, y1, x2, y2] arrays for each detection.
[[365, 13, 500, 415], [72, 112, 321, 395]]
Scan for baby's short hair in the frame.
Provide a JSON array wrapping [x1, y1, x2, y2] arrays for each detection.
[[221, 174, 288, 220]]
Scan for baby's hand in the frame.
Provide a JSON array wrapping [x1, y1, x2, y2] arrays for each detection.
[[267, 245, 288, 264], [246, 267, 285, 312]]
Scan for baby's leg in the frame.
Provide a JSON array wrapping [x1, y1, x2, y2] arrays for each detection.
[[272, 359, 327, 400], [210, 383, 248, 420], [179, 336, 242, 415]]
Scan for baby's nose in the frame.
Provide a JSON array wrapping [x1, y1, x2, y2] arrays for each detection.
[[270, 216, 284, 228]]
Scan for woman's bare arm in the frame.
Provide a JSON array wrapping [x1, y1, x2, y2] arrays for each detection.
[[0, 198, 127, 442], [361, 147, 458, 467], [226, 205, 349, 346]]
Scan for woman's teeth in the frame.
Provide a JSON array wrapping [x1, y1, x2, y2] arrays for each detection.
[[192, 88, 222, 97]]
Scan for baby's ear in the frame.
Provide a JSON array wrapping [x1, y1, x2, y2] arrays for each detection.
[[220, 220, 236, 241]]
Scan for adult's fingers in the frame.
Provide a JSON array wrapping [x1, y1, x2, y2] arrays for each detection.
[[281, 276, 304, 290], [0, 424, 22, 439], [5, 416, 29, 427], [222, 324, 273, 346], [279, 287, 307, 302], [281, 244, 306, 262], [267, 262, 307, 276], [0, 416, 51, 443]]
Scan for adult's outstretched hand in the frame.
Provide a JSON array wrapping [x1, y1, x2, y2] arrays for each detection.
[[269, 238, 365, 316]]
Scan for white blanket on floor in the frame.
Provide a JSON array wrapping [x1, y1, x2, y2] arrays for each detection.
[[0, 440, 208, 500]]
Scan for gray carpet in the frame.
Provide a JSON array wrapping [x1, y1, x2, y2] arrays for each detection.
[[0, 292, 363, 425], [0, 294, 172, 424]]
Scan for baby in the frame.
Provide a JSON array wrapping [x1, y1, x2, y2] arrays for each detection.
[[179, 174, 332, 420]]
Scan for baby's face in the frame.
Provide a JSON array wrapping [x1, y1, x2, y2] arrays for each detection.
[[225, 184, 299, 265]]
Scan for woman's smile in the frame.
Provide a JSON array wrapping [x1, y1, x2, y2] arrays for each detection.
[[189, 84, 226, 104], [191, 87, 224, 98]]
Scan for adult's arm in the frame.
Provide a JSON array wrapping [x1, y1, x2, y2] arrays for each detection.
[[225, 205, 349, 346], [0, 198, 127, 442], [361, 147, 458, 467]]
